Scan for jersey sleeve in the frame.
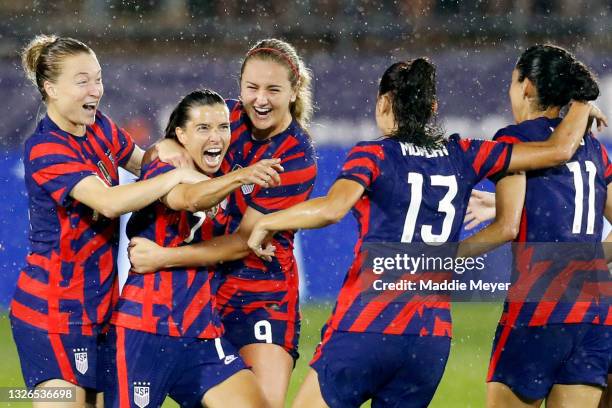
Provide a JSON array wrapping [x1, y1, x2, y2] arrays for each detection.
[[99, 113, 136, 168], [25, 133, 98, 206], [491, 124, 529, 144], [596, 139, 612, 185], [248, 141, 317, 214], [141, 159, 175, 181], [115, 126, 136, 167], [448, 134, 513, 183], [336, 142, 385, 190]]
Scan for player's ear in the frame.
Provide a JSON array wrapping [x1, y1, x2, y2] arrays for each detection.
[[432, 99, 438, 114], [522, 77, 537, 100], [290, 83, 298, 103], [175, 127, 187, 145], [43, 80, 57, 100], [377, 93, 392, 115]]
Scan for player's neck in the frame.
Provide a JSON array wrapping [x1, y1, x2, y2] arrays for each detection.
[[47, 104, 86, 136], [525, 106, 561, 121], [251, 113, 293, 141]]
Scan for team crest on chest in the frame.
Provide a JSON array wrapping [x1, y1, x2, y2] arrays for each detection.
[[205, 204, 220, 219], [73, 348, 88, 374], [232, 164, 255, 195], [133, 382, 151, 408], [96, 155, 111, 187], [95, 149, 115, 186]]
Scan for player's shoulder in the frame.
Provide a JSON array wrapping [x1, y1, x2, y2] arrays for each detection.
[[288, 121, 313, 144], [225, 98, 240, 111], [277, 121, 317, 160], [348, 139, 387, 156], [493, 118, 552, 142], [25, 118, 71, 151], [226, 99, 243, 121], [443, 133, 474, 152], [141, 158, 175, 180]]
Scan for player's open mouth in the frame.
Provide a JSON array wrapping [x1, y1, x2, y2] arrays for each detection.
[[203, 147, 222, 167], [253, 106, 272, 119], [82, 102, 97, 112]]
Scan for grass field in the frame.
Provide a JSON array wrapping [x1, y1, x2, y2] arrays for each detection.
[[0, 302, 503, 407]]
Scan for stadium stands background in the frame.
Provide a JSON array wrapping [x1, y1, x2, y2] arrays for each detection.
[[1, 0, 612, 305]]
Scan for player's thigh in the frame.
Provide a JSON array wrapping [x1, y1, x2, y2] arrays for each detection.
[[202, 369, 268, 408], [547, 384, 603, 408], [239, 343, 294, 408], [34, 379, 96, 408], [486, 382, 543, 408], [291, 368, 329, 408]]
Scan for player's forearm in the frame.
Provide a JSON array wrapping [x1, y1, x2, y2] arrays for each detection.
[[88, 171, 182, 218], [457, 220, 518, 258], [507, 102, 590, 172], [158, 235, 250, 268], [257, 197, 343, 233], [183, 171, 245, 212]]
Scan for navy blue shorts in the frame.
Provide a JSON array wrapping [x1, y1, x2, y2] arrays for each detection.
[[11, 317, 102, 390], [488, 323, 611, 400], [310, 330, 451, 408], [221, 308, 300, 361], [103, 326, 247, 408]]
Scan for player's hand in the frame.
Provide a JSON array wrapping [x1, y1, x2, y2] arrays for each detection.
[[464, 190, 496, 230], [128, 237, 166, 273], [156, 139, 194, 169], [238, 159, 284, 188], [586, 103, 608, 132], [248, 224, 276, 261]]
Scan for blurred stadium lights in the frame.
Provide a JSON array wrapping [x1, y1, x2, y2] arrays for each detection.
[[0, 0, 611, 56]]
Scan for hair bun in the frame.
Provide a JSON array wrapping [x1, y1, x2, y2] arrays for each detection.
[[406, 58, 435, 79], [569, 61, 599, 101]]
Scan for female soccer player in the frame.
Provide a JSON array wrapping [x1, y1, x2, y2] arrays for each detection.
[[461, 45, 610, 408], [128, 38, 317, 407], [10, 35, 277, 407], [245, 58, 597, 408], [105, 89, 280, 408]]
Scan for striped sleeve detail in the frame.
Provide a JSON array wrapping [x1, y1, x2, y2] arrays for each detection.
[[100, 113, 136, 167], [27, 135, 97, 206], [599, 142, 612, 185], [141, 159, 174, 181], [455, 137, 513, 181], [337, 143, 385, 189]]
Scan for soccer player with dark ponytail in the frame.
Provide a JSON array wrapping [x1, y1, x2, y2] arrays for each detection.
[[462, 44, 610, 408], [127, 38, 317, 407], [246, 57, 600, 407]]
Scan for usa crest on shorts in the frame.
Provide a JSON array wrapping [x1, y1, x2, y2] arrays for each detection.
[[133, 382, 150, 408], [73, 348, 88, 374]]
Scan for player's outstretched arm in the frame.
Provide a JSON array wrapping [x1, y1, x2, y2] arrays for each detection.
[[128, 234, 254, 273], [248, 179, 365, 258], [457, 173, 525, 258], [70, 168, 203, 219], [128, 205, 280, 272], [162, 159, 283, 212], [507, 102, 606, 172]]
